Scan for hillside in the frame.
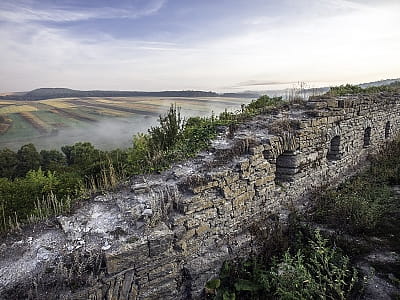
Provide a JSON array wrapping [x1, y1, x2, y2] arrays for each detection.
[[359, 78, 400, 88]]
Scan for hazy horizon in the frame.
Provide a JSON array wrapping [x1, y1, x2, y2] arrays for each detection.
[[0, 0, 399, 93]]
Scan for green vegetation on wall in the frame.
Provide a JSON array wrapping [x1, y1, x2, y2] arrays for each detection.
[[326, 81, 400, 96], [208, 231, 357, 300]]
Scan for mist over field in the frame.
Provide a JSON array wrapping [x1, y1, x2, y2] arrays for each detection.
[[28, 116, 159, 151], [0, 98, 251, 151]]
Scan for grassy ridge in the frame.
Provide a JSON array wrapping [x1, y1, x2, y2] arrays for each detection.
[[326, 81, 400, 96]]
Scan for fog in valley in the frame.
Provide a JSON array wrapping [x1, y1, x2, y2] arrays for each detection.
[[1, 100, 253, 151]]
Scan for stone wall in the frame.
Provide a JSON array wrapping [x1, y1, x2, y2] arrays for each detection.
[[1, 93, 400, 300]]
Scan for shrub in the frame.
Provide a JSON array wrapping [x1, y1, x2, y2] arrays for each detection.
[[326, 81, 400, 96], [126, 96, 284, 174], [210, 231, 357, 300], [313, 178, 391, 233], [313, 136, 400, 234], [246, 95, 284, 112]]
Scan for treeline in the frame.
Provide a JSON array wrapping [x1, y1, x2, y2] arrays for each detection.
[[0, 88, 258, 101], [0, 142, 127, 231], [0, 95, 284, 232]]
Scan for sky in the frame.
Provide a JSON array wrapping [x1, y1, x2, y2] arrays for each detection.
[[0, 0, 399, 92]]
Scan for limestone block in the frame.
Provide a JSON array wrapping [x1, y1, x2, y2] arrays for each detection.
[[195, 223, 211, 236], [192, 181, 219, 194], [249, 145, 264, 155], [105, 239, 148, 274], [148, 263, 176, 281], [148, 224, 174, 257], [306, 101, 328, 109]]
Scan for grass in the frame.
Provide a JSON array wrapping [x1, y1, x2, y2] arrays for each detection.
[[0, 96, 252, 150], [19, 111, 49, 133], [0, 113, 41, 141], [325, 81, 400, 96], [0, 104, 38, 114], [312, 135, 400, 234], [208, 230, 358, 300], [34, 110, 85, 128], [52, 107, 98, 122], [39, 99, 76, 109], [92, 108, 131, 117]]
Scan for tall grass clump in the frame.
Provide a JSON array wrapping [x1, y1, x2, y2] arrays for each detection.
[[0, 168, 83, 233], [313, 135, 400, 234]]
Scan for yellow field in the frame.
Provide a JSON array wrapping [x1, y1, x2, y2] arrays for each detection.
[[39, 100, 76, 109], [0, 105, 38, 114], [19, 111, 48, 133], [95, 99, 127, 105], [138, 100, 211, 111], [0, 96, 252, 148], [94, 108, 130, 117], [110, 102, 163, 112]]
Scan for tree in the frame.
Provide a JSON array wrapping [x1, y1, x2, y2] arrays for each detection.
[[0, 148, 18, 178], [148, 104, 184, 152], [16, 144, 40, 177], [61, 142, 100, 167], [40, 149, 66, 171]]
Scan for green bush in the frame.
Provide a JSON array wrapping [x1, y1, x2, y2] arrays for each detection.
[[126, 96, 283, 174], [313, 136, 400, 234], [210, 231, 357, 300], [246, 95, 284, 112], [327, 81, 400, 96], [148, 104, 184, 152], [0, 148, 18, 178], [16, 143, 41, 177], [313, 178, 391, 233], [0, 168, 84, 232]]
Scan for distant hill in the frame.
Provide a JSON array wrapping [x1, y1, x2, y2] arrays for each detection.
[[359, 78, 400, 88], [0, 88, 258, 101], [2, 79, 398, 101]]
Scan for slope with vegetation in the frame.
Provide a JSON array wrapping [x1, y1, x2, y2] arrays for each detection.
[[0, 95, 284, 233]]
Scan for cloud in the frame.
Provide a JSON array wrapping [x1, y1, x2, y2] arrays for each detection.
[[235, 80, 298, 87], [0, 0, 399, 92], [0, 0, 166, 23]]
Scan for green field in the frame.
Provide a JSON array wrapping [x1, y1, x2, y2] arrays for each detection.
[[0, 96, 254, 150], [1, 113, 41, 141]]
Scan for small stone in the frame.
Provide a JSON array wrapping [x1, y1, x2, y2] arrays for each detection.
[[102, 242, 111, 251], [142, 208, 153, 216]]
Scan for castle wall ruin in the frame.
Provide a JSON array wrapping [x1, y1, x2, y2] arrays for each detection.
[[1, 92, 400, 300]]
